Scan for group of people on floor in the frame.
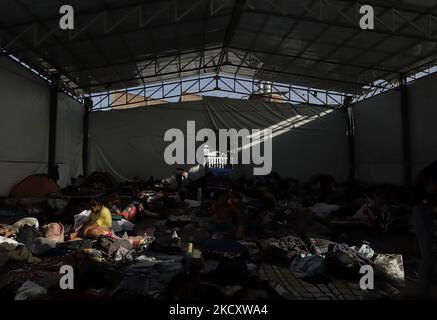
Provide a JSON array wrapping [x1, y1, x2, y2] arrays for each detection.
[[64, 160, 437, 299], [68, 186, 254, 241]]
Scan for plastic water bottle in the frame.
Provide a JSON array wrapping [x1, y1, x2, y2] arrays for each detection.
[[172, 230, 179, 239], [185, 242, 193, 274]]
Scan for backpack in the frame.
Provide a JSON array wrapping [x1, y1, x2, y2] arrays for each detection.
[[16, 225, 43, 247], [41, 223, 65, 242]]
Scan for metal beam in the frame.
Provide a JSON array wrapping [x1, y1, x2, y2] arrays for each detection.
[[71, 59, 219, 91], [352, 60, 437, 103], [9, 0, 103, 96], [0, 24, 81, 98], [14, 15, 231, 58], [68, 47, 390, 92], [308, 2, 437, 81], [78, 3, 131, 90], [3, 0, 175, 29], [216, 0, 246, 73], [257, 0, 358, 83], [4, 0, 435, 32], [54, 47, 222, 76], [226, 62, 385, 90], [251, 0, 318, 79], [291, 2, 393, 85], [251, 0, 437, 87], [331, 0, 437, 16], [247, 2, 437, 43], [344, 11, 436, 103], [90, 74, 346, 110], [230, 46, 398, 73], [100, 0, 146, 86], [233, 2, 274, 77], [346, 5, 437, 94]]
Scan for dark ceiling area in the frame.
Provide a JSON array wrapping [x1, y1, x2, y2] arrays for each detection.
[[1, 0, 437, 97]]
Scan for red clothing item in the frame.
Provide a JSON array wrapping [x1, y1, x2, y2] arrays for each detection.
[[119, 206, 137, 222]]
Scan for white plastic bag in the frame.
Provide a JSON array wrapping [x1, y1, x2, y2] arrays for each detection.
[[310, 203, 340, 218], [374, 254, 405, 287], [73, 210, 91, 229], [15, 281, 47, 300], [0, 235, 20, 246], [12, 217, 39, 229]]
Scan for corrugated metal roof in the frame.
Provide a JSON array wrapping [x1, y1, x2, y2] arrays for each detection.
[[1, 0, 437, 96]]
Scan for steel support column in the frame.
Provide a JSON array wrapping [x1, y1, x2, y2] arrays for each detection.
[[48, 76, 59, 181], [400, 75, 413, 190], [82, 97, 92, 176], [344, 96, 355, 185]]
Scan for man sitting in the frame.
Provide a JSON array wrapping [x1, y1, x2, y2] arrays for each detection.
[[71, 199, 112, 239]]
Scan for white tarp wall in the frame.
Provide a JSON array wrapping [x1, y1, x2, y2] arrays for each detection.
[[204, 97, 349, 182], [88, 101, 210, 182], [352, 73, 437, 185], [89, 97, 349, 183], [0, 57, 84, 196]]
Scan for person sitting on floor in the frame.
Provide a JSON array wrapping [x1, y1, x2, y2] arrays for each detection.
[[210, 191, 237, 238], [70, 199, 112, 239]]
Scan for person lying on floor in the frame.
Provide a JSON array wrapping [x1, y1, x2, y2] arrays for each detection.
[[70, 199, 112, 239], [0, 224, 18, 238]]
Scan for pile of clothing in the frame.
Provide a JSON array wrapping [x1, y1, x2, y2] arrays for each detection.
[[262, 233, 405, 292]]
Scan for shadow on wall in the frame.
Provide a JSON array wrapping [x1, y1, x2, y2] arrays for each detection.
[[232, 108, 348, 182]]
